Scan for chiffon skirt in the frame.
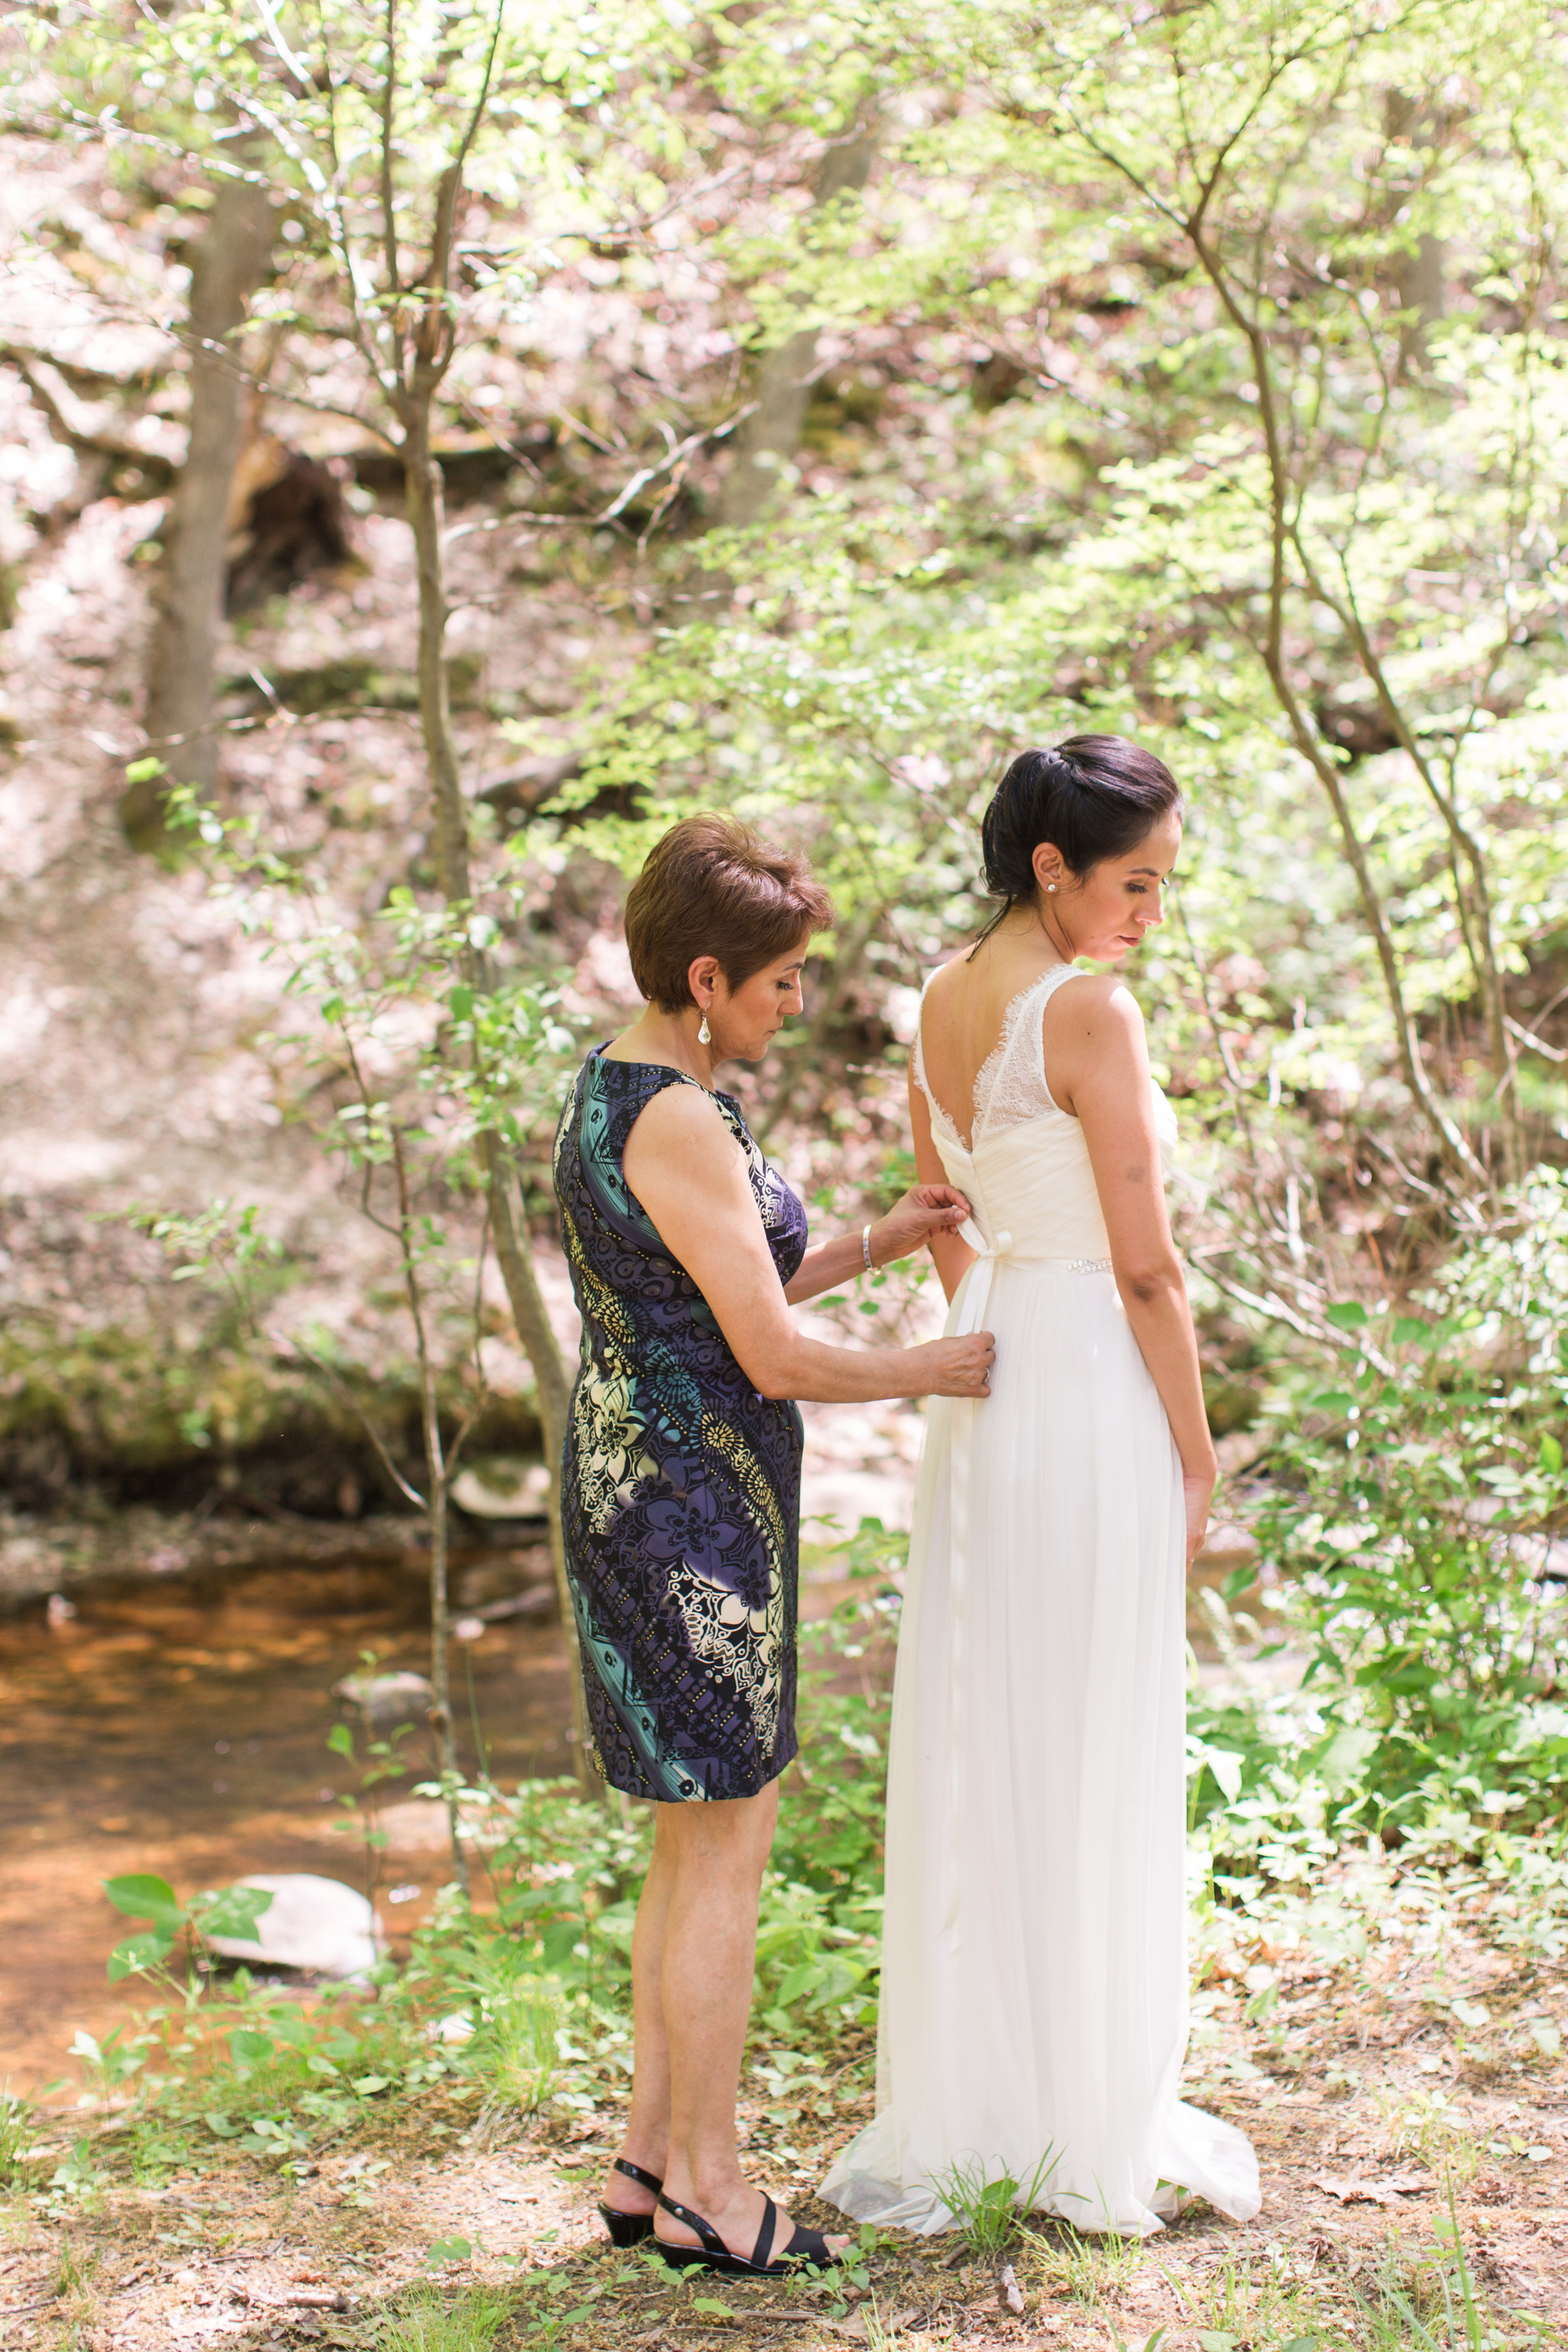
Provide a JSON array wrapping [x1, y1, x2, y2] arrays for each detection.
[[820, 1259, 1260, 2237]]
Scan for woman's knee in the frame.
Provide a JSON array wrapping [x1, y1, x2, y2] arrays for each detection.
[[657, 1781, 778, 1873]]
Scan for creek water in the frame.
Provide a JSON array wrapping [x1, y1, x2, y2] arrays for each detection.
[[0, 1550, 575, 2096]]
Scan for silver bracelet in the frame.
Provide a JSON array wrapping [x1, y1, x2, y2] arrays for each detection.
[[861, 1223, 875, 1274]]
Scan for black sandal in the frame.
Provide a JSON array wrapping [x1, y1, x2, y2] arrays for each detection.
[[596, 2157, 665, 2246], [652, 2190, 834, 2278]]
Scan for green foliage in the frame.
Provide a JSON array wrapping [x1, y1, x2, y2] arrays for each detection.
[[1251, 1167, 1568, 1826], [102, 1873, 273, 1984], [0, 2088, 34, 2188], [933, 2149, 1064, 2260], [376, 2284, 512, 2352]]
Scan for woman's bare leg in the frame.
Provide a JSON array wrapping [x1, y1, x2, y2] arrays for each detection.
[[602, 1811, 677, 2215], [654, 1783, 845, 2259]]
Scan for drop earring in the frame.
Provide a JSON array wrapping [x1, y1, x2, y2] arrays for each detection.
[[697, 1012, 711, 1046]]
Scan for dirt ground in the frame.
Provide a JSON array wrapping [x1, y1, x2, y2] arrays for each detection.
[[4, 1888, 1566, 2352]]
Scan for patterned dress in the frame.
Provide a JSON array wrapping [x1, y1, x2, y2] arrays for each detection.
[[553, 1051, 810, 1801]]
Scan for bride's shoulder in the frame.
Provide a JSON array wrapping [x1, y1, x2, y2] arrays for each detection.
[[917, 951, 973, 1025], [1042, 970, 1144, 1024], [1041, 973, 1150, 1071]]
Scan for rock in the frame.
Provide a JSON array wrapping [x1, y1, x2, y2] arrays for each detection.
[[333, 1669, 434, 1728], [379, 1796, 509, 1855], [455, 1544, 553, 1609], [378, 1798, 457, 1854], [450, 1458, 551, 1520], [207, 1874, 381, 1978]]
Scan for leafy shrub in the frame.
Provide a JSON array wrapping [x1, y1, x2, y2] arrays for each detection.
[[1254, 1169, 1568, 1828]]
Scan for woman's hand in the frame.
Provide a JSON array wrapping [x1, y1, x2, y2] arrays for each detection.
[[922, 1332, 995, 1397], [872, 1184, 971, 1266], [1182, 1469, 1217, 1571]]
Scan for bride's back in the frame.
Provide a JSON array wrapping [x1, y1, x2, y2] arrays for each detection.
[[918, 935, 1067, 1149]]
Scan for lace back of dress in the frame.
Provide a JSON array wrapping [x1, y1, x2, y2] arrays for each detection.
[[915, 963, 1082, 1150], [972, 965, 1081, 1141]]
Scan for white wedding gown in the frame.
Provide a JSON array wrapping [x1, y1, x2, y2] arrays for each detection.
[[821, 963, 1260, 2238]]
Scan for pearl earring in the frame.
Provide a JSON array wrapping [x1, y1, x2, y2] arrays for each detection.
[[1046, 883, 1057, 894], [697, 1012, 711, 1046]]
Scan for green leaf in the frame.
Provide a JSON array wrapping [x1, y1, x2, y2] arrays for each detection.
[[1220, 1564, 1256, 1599], [107, 1929, 175, 1980], [205, 2112, 241, 2139], [426, 2237, 474, 2267], [1306, 1389, 1355, 1415], [326, 1722, 355, 1759], [692, 2297, 734, 2320], [194, 1884, 274, 1942], [1540, 1433, 1563, 1474], [124, 756, 166, 783], [103, 1873, 182, 1926], [448, 985, 474, 1021], [1325, 1302, 1368, 1330], [228, 2030, 273, 2064], [1392, 1317, 1431, 1346]]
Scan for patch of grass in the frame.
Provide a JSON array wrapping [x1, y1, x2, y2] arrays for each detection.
[[931, 2148, 1062, 2262], [0, 2089, 33, 2186], [1025, 2218, 1139, 2310], [376, 2282, 513, 2352], [1367, 2084, 1483, 2180], [52, 2233, 102, 2334], [1347, 2171, 1560, 2352], [1167, 2245, 1352, 2352]]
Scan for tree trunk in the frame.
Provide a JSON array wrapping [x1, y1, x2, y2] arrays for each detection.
[[716, 126, 877, 528], [400, 396, 598, 1794], [129, 172, 275, 852]]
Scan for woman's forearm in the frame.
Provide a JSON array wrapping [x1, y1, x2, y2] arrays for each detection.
[[783, 1229, 872, 1305], [1118, 1266, 1217, 1476], [745, 1329, 951, 1405]]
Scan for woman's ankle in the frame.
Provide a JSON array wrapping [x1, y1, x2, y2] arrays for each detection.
[[662, 2154, 751, 2214]]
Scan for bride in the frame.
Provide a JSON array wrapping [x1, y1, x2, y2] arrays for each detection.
[[822, 737, 1260, 2238]]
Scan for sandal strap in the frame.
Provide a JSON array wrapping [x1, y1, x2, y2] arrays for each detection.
[[780, 2220, 832, 2264], [613, 2158, 664, 2193], [656, 2192, 727, 2258], [751, 2196, 779, 2270]]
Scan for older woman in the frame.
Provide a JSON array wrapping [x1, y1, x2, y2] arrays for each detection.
[[553, 816, 993, 2280]]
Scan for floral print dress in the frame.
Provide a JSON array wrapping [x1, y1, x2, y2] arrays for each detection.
[[553, 1051, 810, 1801]]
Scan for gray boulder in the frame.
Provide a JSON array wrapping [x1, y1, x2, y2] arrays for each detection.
[[333, 1669, 434, 1729], [206, 1873, 381, 1979]]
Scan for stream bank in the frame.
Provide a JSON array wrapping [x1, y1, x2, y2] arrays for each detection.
[[0, 1548, 571, 2094]]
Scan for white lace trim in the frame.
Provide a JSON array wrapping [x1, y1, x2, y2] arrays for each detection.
[[914, 964, 1084, 1153]]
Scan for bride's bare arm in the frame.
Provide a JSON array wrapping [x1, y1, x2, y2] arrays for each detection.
[[909, 1069, 977, 1305], [1043, 979, 1217, 1561], [622, 1085, 993, 1403]]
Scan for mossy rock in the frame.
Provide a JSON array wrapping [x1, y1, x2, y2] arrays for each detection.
[[0, 1315, 539, 1516]]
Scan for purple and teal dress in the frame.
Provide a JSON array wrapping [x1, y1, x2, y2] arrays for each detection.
[[553, 1051, 809, 1801]]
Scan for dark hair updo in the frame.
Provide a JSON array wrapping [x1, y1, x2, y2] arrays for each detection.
[[978, 733, 1182, 935]]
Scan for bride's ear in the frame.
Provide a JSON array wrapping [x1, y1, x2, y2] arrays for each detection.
[[1031, 841, 1067, 896]]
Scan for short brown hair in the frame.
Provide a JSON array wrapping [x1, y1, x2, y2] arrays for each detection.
[[623, 817, 834, 1014]]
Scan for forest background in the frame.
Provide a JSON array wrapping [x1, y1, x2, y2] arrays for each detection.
[[4, 1, 1568, 2347]]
